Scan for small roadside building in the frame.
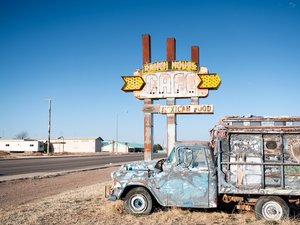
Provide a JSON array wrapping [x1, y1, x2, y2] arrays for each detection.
[[0, 139, 44, 152], [51, 137, 103, 153], [101, 141, 144, 153], [0, 137, 104, 153]]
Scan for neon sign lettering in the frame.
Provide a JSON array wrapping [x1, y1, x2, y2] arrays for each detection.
[[143, 61, 198, 74]]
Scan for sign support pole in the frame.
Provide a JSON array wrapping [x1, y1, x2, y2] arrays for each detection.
[[47, 99, 51, 155], [144, 98, 153, 161], [167, 98, 176, 156], [191, 46, 199, 65], [142, 34, 151, 64], [142, 35, 153, 161], [166, 38, 177, 156]]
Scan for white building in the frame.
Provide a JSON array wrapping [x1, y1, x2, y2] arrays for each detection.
[[51, 137, 103, 153], [0, 139, 44, 152], [102, 141, 144, 153]]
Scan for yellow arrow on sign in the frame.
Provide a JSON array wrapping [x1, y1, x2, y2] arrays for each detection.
[[121, 76, 145, 92], [198, 73, 221, 89]]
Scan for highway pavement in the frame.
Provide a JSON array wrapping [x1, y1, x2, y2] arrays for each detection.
[[0, 153, 166, 181]]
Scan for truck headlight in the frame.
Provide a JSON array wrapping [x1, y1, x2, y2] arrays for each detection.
[[110, 171, 115, 180], [114, 181, 121, 188]]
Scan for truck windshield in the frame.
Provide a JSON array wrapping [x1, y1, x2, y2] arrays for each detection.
[[166, 148, 175, 163], [166, 146, 208, 168], [191, 148, 207, 168], [177, 146, 207, 168]]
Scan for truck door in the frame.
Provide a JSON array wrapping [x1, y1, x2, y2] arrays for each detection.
[[165, 146, 210, 208]]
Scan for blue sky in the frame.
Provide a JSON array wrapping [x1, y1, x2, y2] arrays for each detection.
[[0, 0, 299, 145]]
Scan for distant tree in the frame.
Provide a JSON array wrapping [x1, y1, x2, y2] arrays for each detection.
[[16, 131, 29, 139], [153, 144, 163, 152]]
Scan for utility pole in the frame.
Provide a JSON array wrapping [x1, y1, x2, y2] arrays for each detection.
[[47, 99, 51, 155], [116, 113, 118, 154]]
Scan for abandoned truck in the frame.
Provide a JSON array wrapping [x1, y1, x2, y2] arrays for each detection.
[[106, 116, 300, 221]]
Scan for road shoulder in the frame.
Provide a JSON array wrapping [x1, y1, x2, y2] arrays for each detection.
[[0, 167, 117, 209]]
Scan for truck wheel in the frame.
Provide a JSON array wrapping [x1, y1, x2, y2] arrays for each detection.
[[254, 196, 289, 221], [124, 187, 153, 215]]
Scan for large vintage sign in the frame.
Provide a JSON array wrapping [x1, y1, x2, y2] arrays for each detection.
[[121, 34, 221, 161], [122, 60, 220, 99], [122, 70, 221, 95]]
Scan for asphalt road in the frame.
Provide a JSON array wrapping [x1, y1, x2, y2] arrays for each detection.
[[0, 153, 166, 177]]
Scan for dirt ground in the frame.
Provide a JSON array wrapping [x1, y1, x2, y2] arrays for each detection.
[[0, 167, 299, 225], [0, 167, 117, 208]]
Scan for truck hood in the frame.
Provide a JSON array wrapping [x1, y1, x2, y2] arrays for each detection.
[[121, 160, 158, 171], [111, 159, 160, 183], [124, 160, 157, 171]]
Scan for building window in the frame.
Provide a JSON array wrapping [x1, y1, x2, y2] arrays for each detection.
[[232, 121, 244, 126], [274, 121, 286, 126], [250, 121, 261, 126]]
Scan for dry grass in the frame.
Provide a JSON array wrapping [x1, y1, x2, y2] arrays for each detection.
[[0, 182, 299, 225], [0, 151, 10, 157]]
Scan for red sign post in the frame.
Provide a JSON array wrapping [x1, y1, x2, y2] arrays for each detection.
[[142, 34, 153, 161]]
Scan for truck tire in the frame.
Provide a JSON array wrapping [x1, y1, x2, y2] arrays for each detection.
[[254, 196, 289, 221], [124, 187, 153, 215]]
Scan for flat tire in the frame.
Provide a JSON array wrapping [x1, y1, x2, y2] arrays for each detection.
[[254, 196, 289, 221]]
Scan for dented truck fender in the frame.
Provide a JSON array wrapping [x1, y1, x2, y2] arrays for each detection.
[[119, 183, 165, 206]]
